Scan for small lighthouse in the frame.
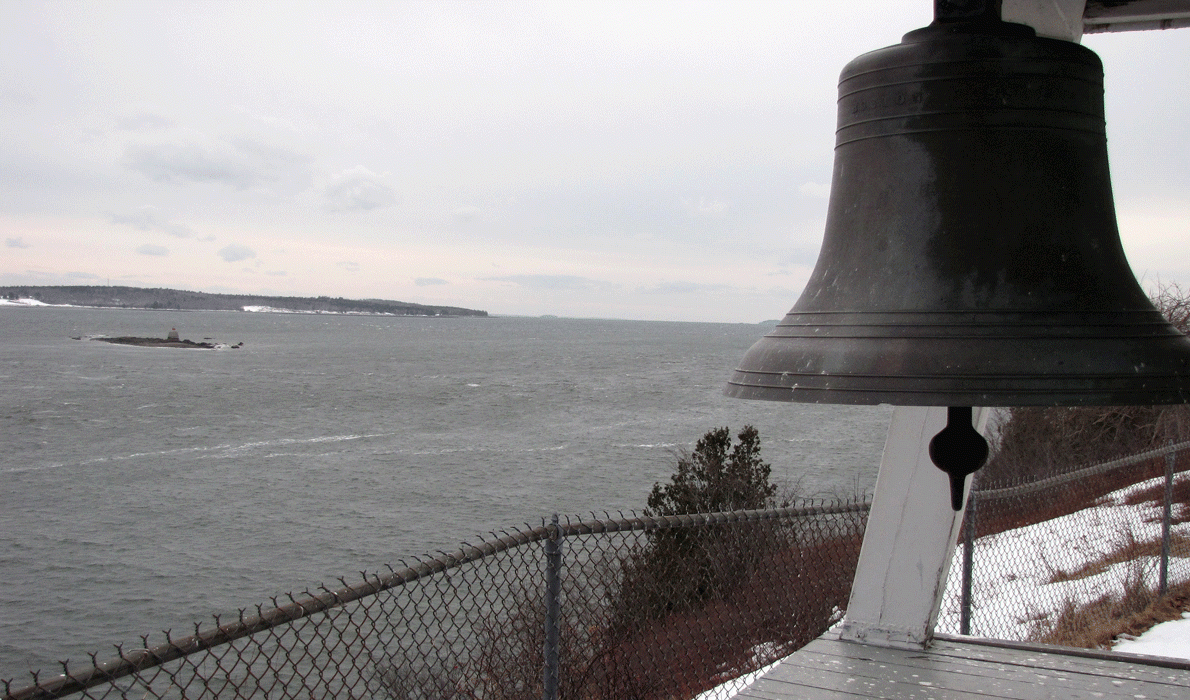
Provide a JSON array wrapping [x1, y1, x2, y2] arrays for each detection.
[[167, 328, 180, 342]]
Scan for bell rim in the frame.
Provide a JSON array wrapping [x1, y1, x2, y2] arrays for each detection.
[[723, 374, 1190, 407]]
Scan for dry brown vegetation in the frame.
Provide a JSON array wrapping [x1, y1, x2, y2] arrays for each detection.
[[996, 481, 1190, 649], [1037, 578, 1190, 650], [970, 451, 1190, 539], [968, 284, 1190, 649], [980, 283, 1190, 489], [981, 403, 1190, 489], [975, 465, 1190, 648], [378, 524, 864, 700]]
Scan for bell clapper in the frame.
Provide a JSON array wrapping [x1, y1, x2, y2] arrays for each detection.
[[928, 406, 989, 511]]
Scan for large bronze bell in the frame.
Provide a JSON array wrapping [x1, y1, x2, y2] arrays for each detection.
[[726, 13, 1190, 508]]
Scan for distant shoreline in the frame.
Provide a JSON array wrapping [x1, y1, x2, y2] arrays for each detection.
[[0, 285, 488, 318]]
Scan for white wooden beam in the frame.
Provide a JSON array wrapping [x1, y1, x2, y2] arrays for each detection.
[[1003, 0, 1088, 41], [839, 406, 991, 649], [1000, 0, 1190, 37]]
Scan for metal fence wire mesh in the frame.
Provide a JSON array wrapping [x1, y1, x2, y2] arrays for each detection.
[[3, 502, 867, 700], [939, 440, 1190, 646], [12, 442, 1187, 700]]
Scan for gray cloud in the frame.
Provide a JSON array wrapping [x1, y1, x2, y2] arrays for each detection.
[[415, 277, 448, 286], [218, 244, 256, 262], [452, 206, 480, 224], [683, 196, 729, 216], [110, 206, 195, 238], [337, 261, 360, 272], [482, 274, 611, 291], [6, 237, 30, 248], [0, 271, 101, 285], [125, 143, 249, 186], [0, 87, 35, 107], [136, 244, 169, 256], [230, 137, 308, 172], [324, 167, 398, 211], [641, 281, 735, 294], [116, 112, 175, 132], [124, 137, 309, 190]]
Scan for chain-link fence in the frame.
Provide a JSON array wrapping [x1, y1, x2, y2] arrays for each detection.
[[12, 440, 1185, 700], [2, 501, 867, 700], [940, 440, 1190, 646]]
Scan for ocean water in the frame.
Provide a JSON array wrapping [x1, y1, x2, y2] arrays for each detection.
[[0, 306, 891, 679]]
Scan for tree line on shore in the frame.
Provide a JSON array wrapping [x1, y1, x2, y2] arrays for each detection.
[[0, 285, 487, 317]]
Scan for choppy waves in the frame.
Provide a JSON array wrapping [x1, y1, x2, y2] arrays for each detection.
[[1, 434, 389, 474], [0, 309, 890, 679]]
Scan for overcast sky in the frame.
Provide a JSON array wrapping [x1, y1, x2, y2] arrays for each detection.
[[2, 1, 1187, 322]]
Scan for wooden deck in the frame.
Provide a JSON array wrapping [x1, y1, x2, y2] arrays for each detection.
[[737, 631, 1190, 699]]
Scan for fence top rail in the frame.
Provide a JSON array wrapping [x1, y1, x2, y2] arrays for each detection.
[[2, 498, 868, 700], [975, 439, 1190, 501], [557, 500, 870, 538]]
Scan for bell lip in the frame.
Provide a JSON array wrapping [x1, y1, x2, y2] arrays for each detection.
[[722, 378, 1190, 408], [758, 309, 1181, 337], [724, 316, 1190, 408]]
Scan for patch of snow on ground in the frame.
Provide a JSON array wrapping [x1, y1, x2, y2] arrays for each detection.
[[692, 652, 783, 700], [698, 611, 848, 699], [691, 661, 780, 700], [938, 471, 1190, 641], [1114, 612, 1190, 661]]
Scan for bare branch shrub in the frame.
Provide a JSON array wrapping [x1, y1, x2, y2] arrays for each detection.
[[1035, 560, 1156, 648], [980, 284, 1190, 487], [598, 522, 863, 700]]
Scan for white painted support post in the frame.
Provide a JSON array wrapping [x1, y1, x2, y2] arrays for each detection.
[[838, 406, 990, 649]]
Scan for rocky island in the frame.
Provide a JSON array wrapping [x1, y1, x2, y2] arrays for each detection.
[[78, 328, 242, 350]]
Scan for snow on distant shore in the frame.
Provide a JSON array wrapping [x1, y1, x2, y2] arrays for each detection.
[[1, 299, 423, 316], [0, 297, 53, 306], [241, 305, 356, 314], [240, 307, 442, 316]]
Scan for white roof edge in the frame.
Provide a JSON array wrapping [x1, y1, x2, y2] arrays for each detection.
[[1085, 16, 1190, 32], [1084, 0, 1190, 32]]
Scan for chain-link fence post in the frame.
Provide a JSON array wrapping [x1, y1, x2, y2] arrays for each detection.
[[1161, 444, 1174, 595], [959, 494, 976, 635], [543, 514, 562, 700]]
